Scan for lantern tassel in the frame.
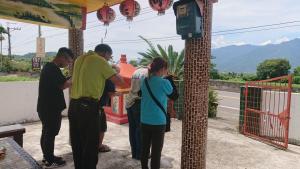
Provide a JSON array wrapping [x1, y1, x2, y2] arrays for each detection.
[[104, 27, 108, 38]]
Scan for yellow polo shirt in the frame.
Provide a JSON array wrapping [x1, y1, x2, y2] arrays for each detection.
[[70, 51, 116, 100]]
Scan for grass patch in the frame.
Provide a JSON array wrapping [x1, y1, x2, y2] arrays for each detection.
[[0, 75, 38, 82]]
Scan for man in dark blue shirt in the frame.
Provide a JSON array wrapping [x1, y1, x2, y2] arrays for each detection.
[[37, 47, 73, 168], [98, 80, 116, 152]]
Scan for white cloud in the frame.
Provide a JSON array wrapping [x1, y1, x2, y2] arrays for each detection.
[[260, 40, 272, 46], [212, 35, 245, 48], [259, 37, 290, 46], [274, 37, 289, 44]]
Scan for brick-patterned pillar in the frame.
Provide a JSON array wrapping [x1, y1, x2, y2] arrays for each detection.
[[69, 28, 83, 60], [181, 1, 213, 169], [68, 28, 83, 95]]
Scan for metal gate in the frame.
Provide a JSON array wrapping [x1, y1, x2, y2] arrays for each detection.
[[243, 75, 292, 149]]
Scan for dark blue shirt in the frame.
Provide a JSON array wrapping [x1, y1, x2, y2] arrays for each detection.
[[37, 62, 66, 113], [99, 80, 115, 107]]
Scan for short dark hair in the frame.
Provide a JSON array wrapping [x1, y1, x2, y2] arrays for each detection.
[[57, 47, 74, 59], [94, 44, 112, 55]]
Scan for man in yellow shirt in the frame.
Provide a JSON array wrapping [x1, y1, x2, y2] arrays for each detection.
[[68, 44, 123, 169]]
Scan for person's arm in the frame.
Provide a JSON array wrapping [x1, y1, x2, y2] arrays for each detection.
[[109, 74, 125, 87], [49, 64, 70, 90], [164, 75, 179, 101], [163, 79, 173, 96], [60, 79, 72, 89]]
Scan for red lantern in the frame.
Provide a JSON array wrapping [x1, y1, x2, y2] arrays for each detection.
[[149, 0, 173, 15], [97, 5, 116, 26], [119, 0, 141, 21]]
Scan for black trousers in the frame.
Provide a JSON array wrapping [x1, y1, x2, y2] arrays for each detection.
[[38, 111, 62, 162], [68, 98, 100, 169], [127, 100, 141, 159], [141, 123, 166, 169]]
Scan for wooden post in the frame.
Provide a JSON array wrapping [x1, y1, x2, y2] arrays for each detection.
[[181, 1, 214, 168]]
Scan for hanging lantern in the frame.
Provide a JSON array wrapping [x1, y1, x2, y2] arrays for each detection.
[[97, 5, 116, 26], [119, 0, 141, 21], [149, 0, 173, 15]]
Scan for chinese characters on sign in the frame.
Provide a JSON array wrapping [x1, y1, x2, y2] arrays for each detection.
[[32, 57, 41, 71]]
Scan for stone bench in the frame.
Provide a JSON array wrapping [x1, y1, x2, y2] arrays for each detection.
[[0, 124, 26, 147]]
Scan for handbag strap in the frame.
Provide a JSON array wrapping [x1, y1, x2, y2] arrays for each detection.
[[144, 78, 167, 117]]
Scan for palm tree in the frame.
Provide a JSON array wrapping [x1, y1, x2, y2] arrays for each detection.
[[138, 36, 184, 79], [0, 26, 8, 55], [0, 26, 8, 34]]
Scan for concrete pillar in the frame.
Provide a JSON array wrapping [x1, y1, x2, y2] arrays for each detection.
[[181, 1, 214, 169]]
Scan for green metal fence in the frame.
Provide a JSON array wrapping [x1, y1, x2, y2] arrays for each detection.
[[174, 80, 184, 120]]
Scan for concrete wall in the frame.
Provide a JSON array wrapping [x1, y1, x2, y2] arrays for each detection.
[[0, 81, 69, 126], [210, 80, 243, 93], [260, 91, 300, 145], [210, 79, 300, 93]]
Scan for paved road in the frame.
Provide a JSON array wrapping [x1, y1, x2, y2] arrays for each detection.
[[216, 90, 240, 125]]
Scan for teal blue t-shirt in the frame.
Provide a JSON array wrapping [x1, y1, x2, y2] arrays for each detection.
[[141, 76, 173, 125]]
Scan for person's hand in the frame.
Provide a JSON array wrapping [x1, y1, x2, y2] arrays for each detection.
[[112, 64, 120, 73]]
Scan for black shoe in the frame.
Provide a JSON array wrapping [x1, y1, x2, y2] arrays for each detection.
[[43, 158, 66, 169], [42, 156, 63, 164]]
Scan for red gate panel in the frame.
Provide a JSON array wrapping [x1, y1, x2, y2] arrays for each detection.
[[243, 75, 292, 149]]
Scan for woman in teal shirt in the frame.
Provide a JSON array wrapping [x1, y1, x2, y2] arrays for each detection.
[[140, 58, 173, 169]]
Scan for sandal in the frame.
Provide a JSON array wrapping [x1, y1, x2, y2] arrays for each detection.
[[98, 144, 111, 153]]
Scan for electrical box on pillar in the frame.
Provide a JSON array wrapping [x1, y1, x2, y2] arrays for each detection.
[[173, 0, 203, 40]]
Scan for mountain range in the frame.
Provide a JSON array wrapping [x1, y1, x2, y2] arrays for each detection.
[[15, 52, 56, 59], [212, 38, 300, 73], [14, 38, 300, 73]]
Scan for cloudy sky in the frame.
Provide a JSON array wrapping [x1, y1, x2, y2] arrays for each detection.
[[0, 0, 300, 62]]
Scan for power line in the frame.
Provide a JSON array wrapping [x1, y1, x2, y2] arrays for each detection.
[[88, 23, 300, 46], [86, 6, 152, 24], [11, 8, 163, 46], [86, 9, 160, 30], [9, 19, 300, 50], [213, 20, 300, 33], [12, 12, 173, 47], [213, 24, 300, 36]]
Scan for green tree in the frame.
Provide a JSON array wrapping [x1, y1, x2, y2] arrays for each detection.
[[129, 59, 139, 67], [210, 56, 220, 79], [138, 36, 184, 79], [256, 58, 291, 80], [0, 55, 12, 72], [294, 66, 300, 76]]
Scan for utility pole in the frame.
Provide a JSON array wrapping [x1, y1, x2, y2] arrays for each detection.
[[7, 27, 11, 59], [38, 25, 41, 37], [7, 23, 21, 59], [0, 34, 3, 69], [0, 34, 4, 55]]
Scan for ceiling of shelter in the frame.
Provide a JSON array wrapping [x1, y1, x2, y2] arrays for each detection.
[[63, 0, 124, 13]]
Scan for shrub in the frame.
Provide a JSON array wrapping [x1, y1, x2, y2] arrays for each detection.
[[10, 60, 31, 72], [0, 55, 13, 72], [294, 67, 300, 76], [293, 76, 300, 84], [241, 73, 257, 81], [173, 82, 219, 119], [208, 89, 218, 118]]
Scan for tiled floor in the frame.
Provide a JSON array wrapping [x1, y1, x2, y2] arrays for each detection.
[[21, 117, 300, 169]]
